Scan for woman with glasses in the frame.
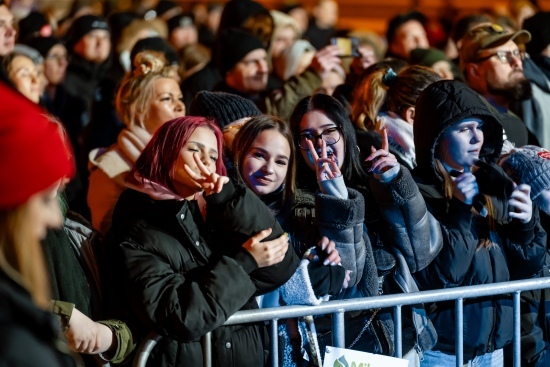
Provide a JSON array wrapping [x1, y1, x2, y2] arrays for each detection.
[[288, 93, 441, 363]]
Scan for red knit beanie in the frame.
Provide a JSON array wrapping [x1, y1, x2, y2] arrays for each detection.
[[0, 84, 75, 208]]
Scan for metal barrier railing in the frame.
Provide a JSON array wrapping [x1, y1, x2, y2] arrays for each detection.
[[133, 277, 550, 367]]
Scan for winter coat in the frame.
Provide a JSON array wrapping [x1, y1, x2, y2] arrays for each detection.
[[44, 210, 135, 365], [0, 270, 76, 367], [412, 80, 546, 361], [109, 180, 299, 367], [213, 68, 322, 121], [367, 166, 442, 356], [288, 184, 393, 357]]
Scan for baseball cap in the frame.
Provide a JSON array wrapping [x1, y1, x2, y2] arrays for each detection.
[[459, 23, 531, 64]]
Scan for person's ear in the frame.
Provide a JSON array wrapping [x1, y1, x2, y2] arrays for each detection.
[[403, 106, 415, 125], [466, 63, 480, 79]]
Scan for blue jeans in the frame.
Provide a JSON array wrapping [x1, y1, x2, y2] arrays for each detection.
[[420, 349, 503, 367]]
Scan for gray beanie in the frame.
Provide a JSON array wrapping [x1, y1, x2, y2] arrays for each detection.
[[500, 145, 550, 199]]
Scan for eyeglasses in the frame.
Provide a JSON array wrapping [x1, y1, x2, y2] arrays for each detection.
[[298, 127, 341, 150], [474, 49, 525, 64]]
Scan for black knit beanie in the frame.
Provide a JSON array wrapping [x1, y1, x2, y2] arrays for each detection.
[[18, 11, 51, 43], [218, 28, 265, 75], [523, 12, 550, 57], [189, 91, 262, 129], [66, 15, 110, 51]]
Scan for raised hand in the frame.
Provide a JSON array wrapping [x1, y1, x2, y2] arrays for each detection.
[[508, 184, 533, 223], [306, 138, 341, 182], [309, 45, 342, 77], [183, 153, 229, 196], [242, 228, 289, 268], [364, 128, 399, 174], [453, 166, 479, 205]]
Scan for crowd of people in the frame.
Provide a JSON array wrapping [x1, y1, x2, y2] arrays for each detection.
[[1, 0, 550, 366]]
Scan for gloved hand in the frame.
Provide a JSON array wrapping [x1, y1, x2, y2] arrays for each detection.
[[473, 159, 515, 200]]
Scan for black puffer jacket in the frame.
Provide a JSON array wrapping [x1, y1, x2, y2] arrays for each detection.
[[0, 270, 76, 367], [110, 180, 298, 366], [412, 80, 546, 361]]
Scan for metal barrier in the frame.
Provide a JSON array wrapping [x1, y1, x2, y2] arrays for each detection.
[[133, 277, 550, 367]]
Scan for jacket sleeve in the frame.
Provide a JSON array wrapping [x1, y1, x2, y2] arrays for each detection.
[[314, 188, 367, 287], [501, 207, 547, 280], [414, 197, 480, 289], [205, 180, 299, 295], [262, 68, 322, 120], [368, 167, 443, 273], [118, 226, 258, 342]]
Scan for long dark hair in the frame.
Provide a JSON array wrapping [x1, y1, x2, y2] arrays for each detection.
[[289, 93, 369, 190], [232, 115, 296, 208]]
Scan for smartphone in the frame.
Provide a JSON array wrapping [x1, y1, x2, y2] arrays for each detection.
[[330, 37, 360, 58]]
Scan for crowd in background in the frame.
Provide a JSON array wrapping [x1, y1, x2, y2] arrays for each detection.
[[2, 0, 550, 366]]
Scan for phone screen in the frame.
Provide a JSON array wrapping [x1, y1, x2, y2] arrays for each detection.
[[331, 37, 359, 58]]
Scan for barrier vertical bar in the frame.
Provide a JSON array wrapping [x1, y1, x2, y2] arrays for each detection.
[[394, 305, 402, 358], [270, 319, 279, 367], [203, 332, 211, 367], [513, 291, 521, 367], [455, 298, 463, 367], [333, 310, 345, 348]]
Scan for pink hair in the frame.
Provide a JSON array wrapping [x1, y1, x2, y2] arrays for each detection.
[[133, 116, 226, 192]]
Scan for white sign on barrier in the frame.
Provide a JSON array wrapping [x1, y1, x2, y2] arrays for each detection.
[[322, 346, 409, 367]]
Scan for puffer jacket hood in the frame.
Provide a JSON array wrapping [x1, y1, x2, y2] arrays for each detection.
[[413, 80, 503, 185]]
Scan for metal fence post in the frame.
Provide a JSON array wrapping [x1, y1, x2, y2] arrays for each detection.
[[332, 310, 345, 348], [455, 298, 463, 367], [513, 291, 521, 367], [202, 332, 211, 367], [270, 319, 279, 367], [394, 305, 402, 358]]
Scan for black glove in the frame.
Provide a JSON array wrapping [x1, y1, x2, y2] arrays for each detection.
[[473, 159, 515, 200]]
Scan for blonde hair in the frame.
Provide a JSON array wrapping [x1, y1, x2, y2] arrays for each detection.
[[352, 65, 441, 131], [0, 205, 51, 309], [115, 50, 178, 127], [434, 159, 496, 249]]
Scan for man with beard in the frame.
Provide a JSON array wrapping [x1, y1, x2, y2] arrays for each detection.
[[460, 23, 538, 146]]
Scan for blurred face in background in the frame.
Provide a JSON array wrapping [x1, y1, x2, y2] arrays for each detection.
[[44, 44, 68, 86], [8, 55, 41, 103], [226, 49, 269, 94], [389, 20, 429, 59], [271, 26, 298, 59], [432, 60, 454, 80], [313, 0, 338, 29], [169, 26, 198, 51], [143, 77, 185, 134], [0, 5, 15, 56], [73, 29, 111, 63]]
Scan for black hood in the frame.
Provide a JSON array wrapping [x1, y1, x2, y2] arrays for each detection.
[[413, 80, 503, 184]]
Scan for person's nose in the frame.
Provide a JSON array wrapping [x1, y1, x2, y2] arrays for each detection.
[[261, 160, 275, 174], [471, 128, 483, 144], [257, 59, 268, 74]]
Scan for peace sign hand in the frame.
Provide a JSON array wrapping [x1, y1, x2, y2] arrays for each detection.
[[306, 138, 342, 182], [364, 128, 398, 174], [183, 153, 229, 196]]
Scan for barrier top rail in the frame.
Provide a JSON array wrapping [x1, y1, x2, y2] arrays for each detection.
[[225, 277, 550, 325]]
